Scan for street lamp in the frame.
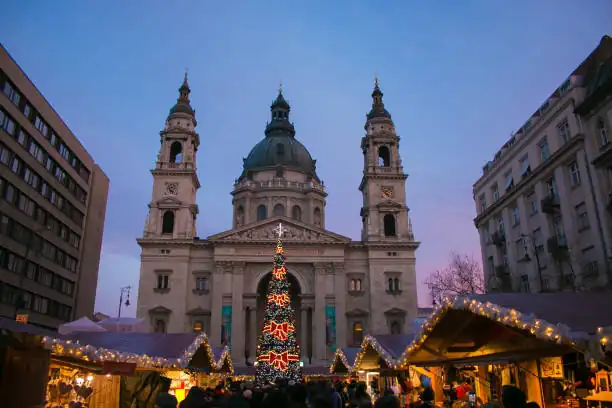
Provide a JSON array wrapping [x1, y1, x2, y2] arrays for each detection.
[[14, 225, 51, 319], [118, 285, 132, 318], [518, 233, 545, 293]]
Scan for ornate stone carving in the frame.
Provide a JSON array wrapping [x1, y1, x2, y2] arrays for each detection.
[[217, 223, 340, 242]]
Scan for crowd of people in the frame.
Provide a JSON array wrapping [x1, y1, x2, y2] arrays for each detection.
[[154, 379, 536, 408]]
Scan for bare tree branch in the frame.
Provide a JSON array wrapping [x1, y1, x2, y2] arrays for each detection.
[[424, 252, 485, 304]]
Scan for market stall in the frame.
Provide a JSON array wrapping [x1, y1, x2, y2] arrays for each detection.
[[42, 331, 233, 407]]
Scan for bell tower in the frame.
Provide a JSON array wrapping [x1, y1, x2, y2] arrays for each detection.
[[143, 73, 200, 239], [359, 77, 415, 242]]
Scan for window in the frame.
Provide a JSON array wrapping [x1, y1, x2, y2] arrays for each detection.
[[58, 143, 70, 161], [291, 205, 302, 221], [34, 116, 48, 137], [387, 277, 400, 292], [511, 205, 520, 226], [276, 143, 285, 155], [2, 115, 15, 136], [272, 203, 285, 217], [520, 275, 530, 292], [516, 238, 526, 260], [10, 156, 21, 174], [597, 118, 609, 146], [503, 170, 514, 191], [156, 274, 170, 290], [0, 144, 11, 165], [538, 137, 550, 162], [568, 161, 581, 187], [195, 277, 208, 291], [378, 146, 390, 167], [490, 184, 499, 202], [154, 319, 166, 333], [390, 321, 401, 334], [16, 129, 27, 146], [575, 203, 589, 231], [553, 218, 565, 240], [529, 194, 538, 215], [383, 214, 396, 237], [557, 119, 570, 144], [162, 211, 174, 234], [349, 278, 362, 292], [497, 215, 505, 234], [545, 177, 558, 198], [193, 321, 203, 332], [257, 204, 267, 221], [352, 322, 364, 345], [519, 155, 531, 177], [169, 141, 182, 163], [23, 103, 31, 119], [478, 194, 486, 213], [3, 81, 20, 105]]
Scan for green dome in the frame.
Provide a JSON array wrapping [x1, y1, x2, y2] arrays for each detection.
[[241, 90, 319, 180]]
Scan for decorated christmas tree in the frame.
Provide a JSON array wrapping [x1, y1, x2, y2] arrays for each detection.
[[255, 222, 302, 384]]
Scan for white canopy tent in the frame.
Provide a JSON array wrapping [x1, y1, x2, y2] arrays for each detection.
[[58, 316, 107, 335], [97, 317, 146, 333]]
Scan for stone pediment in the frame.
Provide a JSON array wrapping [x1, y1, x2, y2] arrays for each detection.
[[148, 305, 172, 314], [384, 307, 407, 316], [153, 196, 182, 207], [375, 200, 405, 209], [208, 217, 351, 243]]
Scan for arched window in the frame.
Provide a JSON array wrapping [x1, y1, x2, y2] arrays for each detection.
[[193, 320, 203, 333], [314, 207, 322, 226], [352, 322, 364, 346], [273, 204, 285, 217], [598, 118, 609, 146], [154, 319, 166, 333], [162, 211, 175, 234], [292, 205, 302, 221], [378, 146, 391, 167], [236, 206, 245, 227], [169, 141, 183, 163], [257, 204, 267, 221], [390, 321, 401, 334], [356, 279, 362, 291], [349, 279, 356, 291], [383, 214, 396, 237]]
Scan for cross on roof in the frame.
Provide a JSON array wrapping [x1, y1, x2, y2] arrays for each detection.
[[273, 222, 286, 238]]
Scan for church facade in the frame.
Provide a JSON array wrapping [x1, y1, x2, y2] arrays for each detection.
[[135, 75, 420, 365]]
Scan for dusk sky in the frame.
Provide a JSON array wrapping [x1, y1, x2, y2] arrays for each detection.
[[2, 1, 611, 318]]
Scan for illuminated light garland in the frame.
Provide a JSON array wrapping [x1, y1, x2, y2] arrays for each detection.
[[329, 349, 357, 373], [255, 227, 302, 384], [340, 295, 594, 373], [41, 332, 234, 373]]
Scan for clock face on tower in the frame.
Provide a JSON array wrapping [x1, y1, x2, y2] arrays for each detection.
[[165, 183, 179, 196], [381, 187, 394, 199]]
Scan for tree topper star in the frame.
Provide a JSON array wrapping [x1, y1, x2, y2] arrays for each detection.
[[273, 222, 286, 238]]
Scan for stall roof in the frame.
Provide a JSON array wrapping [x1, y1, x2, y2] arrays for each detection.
[[0, 317, 58, 336], [330, 347, 362, 373], [468, 292, 612, 334], [342, 293, 612, 372], [42, 331, 232, 372]]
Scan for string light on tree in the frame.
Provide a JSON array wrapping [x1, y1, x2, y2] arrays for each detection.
[[256, 222, 302, 384]]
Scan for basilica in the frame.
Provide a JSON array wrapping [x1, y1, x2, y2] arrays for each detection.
[[135, 75, 420, 365]]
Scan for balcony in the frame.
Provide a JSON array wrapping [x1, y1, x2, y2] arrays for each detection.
[[546, 236, 569, 261], [541, 194, 560, 214], [491, 230, 506, 247], [233, 179, 326, 194]]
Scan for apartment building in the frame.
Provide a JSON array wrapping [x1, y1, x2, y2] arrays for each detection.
[[0, 45, 109, 329], [472, 35, 612, 294]]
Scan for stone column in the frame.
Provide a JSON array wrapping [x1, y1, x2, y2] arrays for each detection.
[[231, 262, 246, 364], [249, 306, 257, 363], [333, 262, 347, 349], [313, 263, 327, 362], [300, 304, 309, 362], [210, 262, 226, 347]]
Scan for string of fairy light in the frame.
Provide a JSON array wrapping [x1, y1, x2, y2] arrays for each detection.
[[41, 333, 233, 373], [255, 223, 302, 384], [331, 295, 610, 374]]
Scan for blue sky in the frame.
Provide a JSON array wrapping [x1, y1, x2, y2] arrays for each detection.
[[2, 1, 610, 317]]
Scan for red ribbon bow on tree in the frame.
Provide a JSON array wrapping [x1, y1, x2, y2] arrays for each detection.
[[268, 293, 290, 307], [272, 266, 287, 280], [263, 321, 295, 341], [258, 351, 299, 371]]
